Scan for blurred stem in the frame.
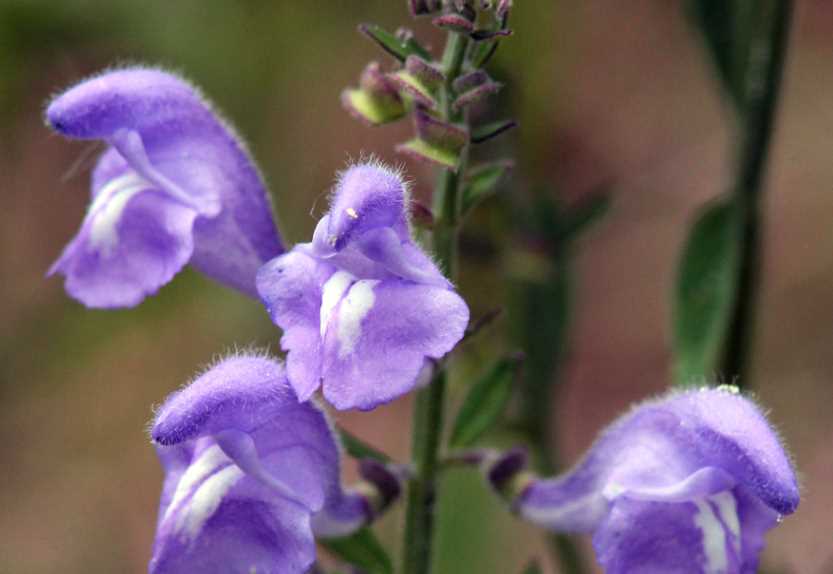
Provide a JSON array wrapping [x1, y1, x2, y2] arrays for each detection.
[[516, 231, 587, 574], [720, 0, 792, 386], [402, 30, 469, 574]]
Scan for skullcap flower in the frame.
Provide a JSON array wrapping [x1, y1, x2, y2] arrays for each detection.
[[46, 67, 283, 308], [149, 354, 382, 574], [257, 161, 469, 410], [495, 387, 799, 574]]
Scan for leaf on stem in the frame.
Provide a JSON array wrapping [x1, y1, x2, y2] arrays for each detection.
[[470, 119, 517, 144], [461, 161, 513, 215], [686, 0, 748, 109], [672, 197, 742, 386], [338, 426, 392, 463], [358, 23, 432, 63], [319, 528, 393, 574], [449, 355, 522, 448]]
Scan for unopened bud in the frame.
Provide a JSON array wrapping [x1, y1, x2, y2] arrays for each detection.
[[388, 55, 446, 109], [342, 62, 407, 126], [452, 70, 503, 111]]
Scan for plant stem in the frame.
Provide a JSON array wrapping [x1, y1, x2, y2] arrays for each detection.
[[516, 225, 587, 574], [720, 0, 792, 386], [401, 30, 469, 574]]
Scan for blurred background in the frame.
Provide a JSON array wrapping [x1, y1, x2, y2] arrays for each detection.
[[2, 1, 832, 572]]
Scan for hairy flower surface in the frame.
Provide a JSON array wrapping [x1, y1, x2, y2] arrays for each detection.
[[511, 388, 799, 574], [257, 162, 469, 410], [149, 355, 373, 574], [46, 67, 283, 308]]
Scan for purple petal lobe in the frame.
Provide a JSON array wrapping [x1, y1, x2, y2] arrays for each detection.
[[149, 354, 373, 573], [515, 388, 799, 572], [46, 67, 283, 307], [259, 161, 469, 410]]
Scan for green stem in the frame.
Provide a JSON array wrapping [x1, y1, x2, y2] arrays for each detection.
[[401, 30, 469, 574], [720, 0, 792, 386], [517, 233, 587, 574]]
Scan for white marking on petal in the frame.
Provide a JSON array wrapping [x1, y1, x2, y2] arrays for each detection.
[[163, 444, 229, 523], [320, 271, 354, 338], [336, 279, 378, 358], [519, 492, 609, 532], [87, 171, 152, 256], [176, 464, 244, 540], [712, 491, 741, 556], [693, 498, 729, 573], [346, 207, 359, 219]]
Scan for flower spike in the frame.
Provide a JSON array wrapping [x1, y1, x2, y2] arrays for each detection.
[[45, 67, 283, 308], [149, 354, 397, 574], [486, 388, 799, 574], [257, 161, 469, 410]]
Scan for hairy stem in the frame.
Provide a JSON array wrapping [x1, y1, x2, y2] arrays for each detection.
[[720, 0, 792, 386], [401, 30, 469, 574]]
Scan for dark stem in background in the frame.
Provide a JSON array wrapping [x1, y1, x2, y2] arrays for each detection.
[[512, 197, 589, 574], [402, 30, 469, 574], [720, 0, 793, 386]]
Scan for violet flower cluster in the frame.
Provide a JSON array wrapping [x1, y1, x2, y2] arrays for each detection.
[[43, 29, 799, 573]]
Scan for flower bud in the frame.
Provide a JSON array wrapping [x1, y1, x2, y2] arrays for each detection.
[[342, 62, 407, 126], [388, 55, 446, 109], [452, 70, 503, 111]]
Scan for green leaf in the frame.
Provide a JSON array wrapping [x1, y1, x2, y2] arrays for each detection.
[[320, 528, 393, 574], [687, 0, 748, 108], [358, 23, 431, 63], [673, 198, 741, 386], [470, 119, 517, 144], [449, 356, 521, 448], [337, 426, 391, 463], [461, 162, 512, 215], [521, 560, 543, 574]]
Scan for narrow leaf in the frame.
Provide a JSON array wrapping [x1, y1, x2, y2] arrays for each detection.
[[461, 161, 512, 215], [338, 426, 391, 463], [358, 23, 431, 63], [320, 528, 393, 574], [450, 355, 521, 448], [686, 0, 747, 109], [471, 119, 517, 144], [673, 198, 741, 386]]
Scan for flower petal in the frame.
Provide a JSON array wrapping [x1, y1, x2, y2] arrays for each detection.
[[151, 440, 315, 574], [150, 355, 387, 572], [511, 388, 798, 573], [46, 67, 283, 306], [320, 278, 469, 410], [49, 185, 198, 308], [256, 251, 331, 402], [592, 495, 743, 574]]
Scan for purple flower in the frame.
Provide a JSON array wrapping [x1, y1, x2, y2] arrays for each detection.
[[46, 67, 283, 308], [501, 388, 799, 574], [257, 161, 469, 410], [149, 354, 380, 574]]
